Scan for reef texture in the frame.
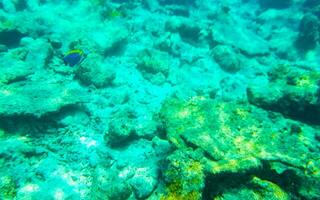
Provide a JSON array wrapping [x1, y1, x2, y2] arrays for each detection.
[[248, 65, 320, 124], [159, 96, 320, 199], [0, 0, 320, 199]]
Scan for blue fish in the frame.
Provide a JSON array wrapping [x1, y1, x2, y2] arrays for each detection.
[[63, 49, 87, 67]]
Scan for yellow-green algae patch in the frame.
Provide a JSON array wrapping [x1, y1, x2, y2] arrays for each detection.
[[160, 149, 205, 200], [159, 96, 320, 199]]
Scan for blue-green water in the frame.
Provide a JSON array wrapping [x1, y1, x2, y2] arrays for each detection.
[[0, 0, 320, 199]]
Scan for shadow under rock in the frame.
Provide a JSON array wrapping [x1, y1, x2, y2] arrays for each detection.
[[0, 104, 87, 136], [202, 160, 303, 200]]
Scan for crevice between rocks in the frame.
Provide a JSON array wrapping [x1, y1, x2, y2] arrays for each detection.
[[0, 104, 86, 135], [202, 160, 303, 200]]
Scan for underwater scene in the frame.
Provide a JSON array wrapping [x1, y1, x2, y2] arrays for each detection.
[[1, 0, 320, 199]]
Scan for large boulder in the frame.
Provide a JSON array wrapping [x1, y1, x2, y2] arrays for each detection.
[[159, 96, 320, 199]]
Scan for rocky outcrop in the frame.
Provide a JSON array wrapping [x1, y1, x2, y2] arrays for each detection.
[[247, 65, 320, 124], [159, 96, 320, 199]]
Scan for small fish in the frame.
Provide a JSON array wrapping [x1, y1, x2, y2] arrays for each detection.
[[63, 49, 87, 67]]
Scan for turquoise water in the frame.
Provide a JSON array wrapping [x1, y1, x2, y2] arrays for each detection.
[[0, 0, 320, 199]]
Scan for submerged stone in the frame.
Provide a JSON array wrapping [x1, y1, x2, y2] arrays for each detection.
[[136, 49, 171, 84], [129, 167, 158, 199], [247, 65, 320, 124], [159, 96, 320, 199], [0, 80, 85, 118], [105, 107, 158, 148], [75, 53, 115, 88], [212, 45, 241, 73], [90, 166, 132, 200]]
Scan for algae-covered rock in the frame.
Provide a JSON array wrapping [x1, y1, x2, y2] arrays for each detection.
[[0, 175, 17, 199], [136, 49, 171, 84], [129, 167, 158, 199], [212, 45, 241, 73], [0, 80, 84, 117], [247, 65, 320, 124], [136, 49, 170, 76], [90, 166, 132, 200], [105, 107, 158, 147], [105, 112, 136, 147], [159, 96, 320, 199], [75, 53, 116, 88], [161, 149, 205, 200]]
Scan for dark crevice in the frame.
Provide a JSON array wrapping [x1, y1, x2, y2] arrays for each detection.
[[202, 160, 302, 200], [0, 115, 58, 135], [106, 132, 140, 149], [254, 100, 320, 126], [0, 104, 86, 135], [15, 0, 28, 11], [0, 29, 26, 48]]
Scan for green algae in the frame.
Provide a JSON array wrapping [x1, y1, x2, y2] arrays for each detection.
[[159, 96, 320, 199], [0, 175, 17, 200]]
